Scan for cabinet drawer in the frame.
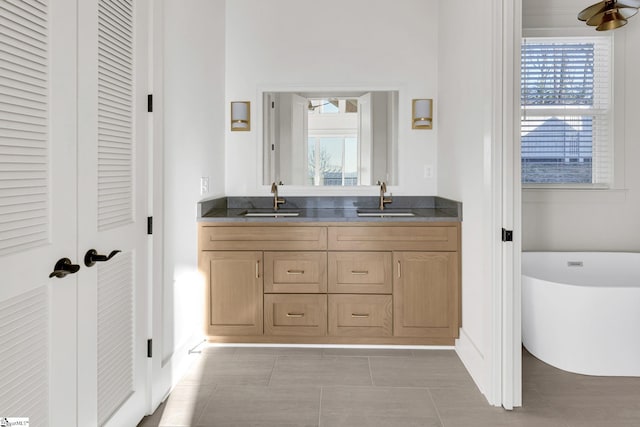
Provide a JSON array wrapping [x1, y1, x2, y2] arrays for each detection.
[[264, 252, 327, 293], [328, 252, 391, 294], [199, 226, 327, 251], [264, 294, 327, 336], [328, 226, 458, 251], [328, 295, 392, 337]]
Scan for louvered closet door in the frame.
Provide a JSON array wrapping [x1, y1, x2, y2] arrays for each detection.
[[0, 0, 79, 425], [76, 0, 149, 426]]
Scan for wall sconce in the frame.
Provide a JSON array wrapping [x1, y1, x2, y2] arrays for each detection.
[[230, 101, 250, 131], [412, 99, 433, 130]]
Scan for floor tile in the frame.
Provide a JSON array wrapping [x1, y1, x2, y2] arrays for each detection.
[[551, 400, 640, 425], [234, 346, 324, 360], [369, 354, 474, 388], [269, 355, 373, 387], [320, 386, 441, 427], [321, 347, 413, 358], [137, 409, 162, 427], [178, 354, 276, 386], [196, 385, 320, 427], [147, 385, 215, 427], [430, 387, 566, 427], [198, 345, 238, 359], [411, 349, 462, 360], [321, 414, 439, 427]]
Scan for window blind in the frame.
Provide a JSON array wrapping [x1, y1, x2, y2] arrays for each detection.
[[521, 37, 612, 186]]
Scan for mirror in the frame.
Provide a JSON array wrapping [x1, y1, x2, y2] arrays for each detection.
[[262, 90, 398, 186]]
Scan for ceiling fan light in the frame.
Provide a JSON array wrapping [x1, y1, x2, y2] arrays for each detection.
[[596, 10, 628, 30]]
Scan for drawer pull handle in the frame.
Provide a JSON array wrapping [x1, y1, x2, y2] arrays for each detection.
[[286, 269, 305, 275], [286, 312, 305, 318], [351, 270, 368, 275], [397, 260, 401, 278], [256, 260, 260, 279], [351, 313, 370, 318]]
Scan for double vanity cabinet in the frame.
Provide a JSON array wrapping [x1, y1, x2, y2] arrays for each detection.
[[197, 197, 462, 345]]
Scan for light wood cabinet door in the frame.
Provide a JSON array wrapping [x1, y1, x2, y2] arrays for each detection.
[[203, 251, 263, 336], [393, 252, 459, 337], [264, 252, 327, 293], [328, 295, 392, 337], [264, 294, 327, 336], [328, 252, 392, 294]]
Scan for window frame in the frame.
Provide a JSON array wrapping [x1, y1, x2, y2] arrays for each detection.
[[520, 33, 614, 190]]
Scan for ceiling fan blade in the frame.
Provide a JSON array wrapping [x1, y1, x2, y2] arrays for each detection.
[[586, 6, 638, 25], [578, 2, 608, 21]]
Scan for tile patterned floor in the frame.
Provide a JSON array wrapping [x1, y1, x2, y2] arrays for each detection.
[[138, 347, 640, 426]]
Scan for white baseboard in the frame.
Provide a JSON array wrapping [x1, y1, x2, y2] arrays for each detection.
[[166, 334, 204, 388], [149, 334, 204, 411], [455, 328, 491, 403]]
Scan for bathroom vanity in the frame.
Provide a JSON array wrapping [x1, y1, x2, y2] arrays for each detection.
[[197, 196, 462, 345]]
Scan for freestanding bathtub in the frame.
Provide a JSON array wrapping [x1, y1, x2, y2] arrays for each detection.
[[522, 252, 640, 377]]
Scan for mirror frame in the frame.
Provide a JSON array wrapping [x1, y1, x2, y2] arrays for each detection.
[[260, 88, 399, 190]]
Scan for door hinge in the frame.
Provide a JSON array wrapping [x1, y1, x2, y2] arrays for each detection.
[[502, 228, 513, 242], [147, 216, 153, 235], [147, 339, 153, 358], [147, 94, 153, 112]]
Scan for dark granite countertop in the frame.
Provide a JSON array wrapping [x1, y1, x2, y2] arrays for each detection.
[[197, 196, 462, 223]]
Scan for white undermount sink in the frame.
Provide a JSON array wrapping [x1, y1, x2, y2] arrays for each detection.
[[243, 210, 300, 217], [357, 210, 415, 217]]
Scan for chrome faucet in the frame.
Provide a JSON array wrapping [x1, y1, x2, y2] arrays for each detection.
[[271, 181, 285, 210], [377, 180, 392, 210]]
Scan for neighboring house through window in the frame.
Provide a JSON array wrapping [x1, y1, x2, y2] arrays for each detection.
[[521, 36, 612, 186]]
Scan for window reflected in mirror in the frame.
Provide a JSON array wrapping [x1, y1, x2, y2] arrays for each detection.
[[263, 91, 398, 187]]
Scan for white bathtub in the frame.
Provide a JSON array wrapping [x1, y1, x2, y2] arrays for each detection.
[[522, 252, 640, 377]]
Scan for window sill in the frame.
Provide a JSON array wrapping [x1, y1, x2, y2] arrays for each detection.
[[522, 183, 609, 190], [522, 187, 628, 204]]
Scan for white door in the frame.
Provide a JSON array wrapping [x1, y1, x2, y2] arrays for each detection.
[[0, 0, 149, 425], [0, 0, 79, 424], [76, 0, 150, 426]]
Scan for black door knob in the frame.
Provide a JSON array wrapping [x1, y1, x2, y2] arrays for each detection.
[[84, 249, 121, 267], [49, 258, 81, 279]]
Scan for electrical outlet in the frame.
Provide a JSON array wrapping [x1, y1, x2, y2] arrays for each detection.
[[424, 165, 433, 179], [200, 176, 209, 195]]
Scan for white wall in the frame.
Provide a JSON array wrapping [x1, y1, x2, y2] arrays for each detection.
[[437, 0, 497, 400], [161, 0, 225, 371], [522, 0, 640, 251], [158, 0, 507, 405], [224, 0, 439, 196]]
